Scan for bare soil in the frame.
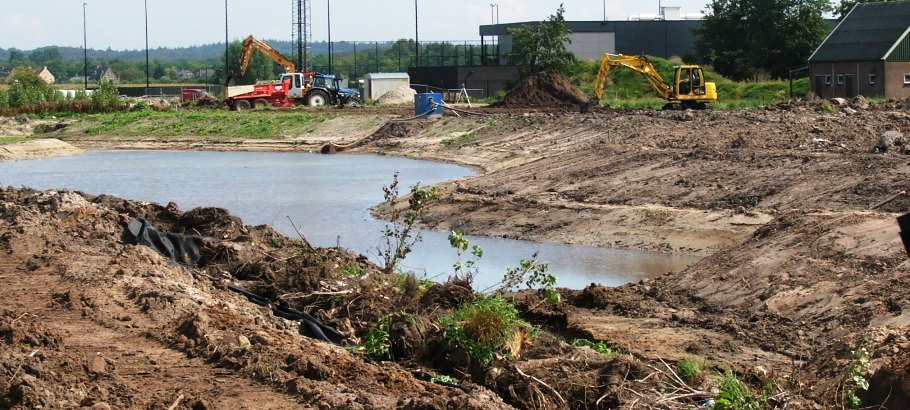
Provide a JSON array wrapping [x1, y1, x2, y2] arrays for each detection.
[[3, 94, 910, 408]]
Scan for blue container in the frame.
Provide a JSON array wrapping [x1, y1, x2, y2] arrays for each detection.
[[415, 92, 444, 118]]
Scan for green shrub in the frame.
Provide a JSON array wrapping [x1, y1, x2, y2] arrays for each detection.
[[363, 317, 392, 360], [440, 295, 531, 366], [90, 80, 122, 111]]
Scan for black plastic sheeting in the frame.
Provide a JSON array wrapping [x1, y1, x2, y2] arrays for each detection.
[[127, 217, 205, 265], [125, 217, 351, 346]]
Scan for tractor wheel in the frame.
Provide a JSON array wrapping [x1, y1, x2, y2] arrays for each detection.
[[235, 99, 252, 111], [253, 98, 269, 109], [306, 90, 329, 107]]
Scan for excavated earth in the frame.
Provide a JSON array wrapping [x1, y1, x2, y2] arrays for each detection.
[[3, 94, 910, 408]]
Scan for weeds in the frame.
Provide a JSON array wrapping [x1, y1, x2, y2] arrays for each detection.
[[376, 173, 440, 274], [712, 370, 764, 410], [440, 295, 532, 366], [440, 133, 477, 148], [677, 357, 706, 383], [341, 266, 364, 277], [362, 316, 392, 360], [842, 346, 870, 409], [570, 338, 615, 356]]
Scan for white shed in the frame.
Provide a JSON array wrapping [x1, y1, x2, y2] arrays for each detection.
[[363, 72, 410, 102]]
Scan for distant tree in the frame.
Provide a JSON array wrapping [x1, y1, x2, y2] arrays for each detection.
[[8, 49, 29, 67], [506, 4, 576, 79], [836, 0, 899, 17], [694, 0, 832, 81]]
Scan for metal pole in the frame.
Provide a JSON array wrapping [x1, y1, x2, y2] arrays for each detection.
[[144, 0, 149, 88], [414, 0, 419, 67], [224, 0, 229, 81], [496, 4, 499, 24], [603, 0, 606, 21], [83, 3, 88, 89], [327, 0, 332, 73], [490, 4, 494, 25]]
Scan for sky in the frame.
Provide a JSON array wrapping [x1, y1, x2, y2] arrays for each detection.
[[0, 0, 711, 51]]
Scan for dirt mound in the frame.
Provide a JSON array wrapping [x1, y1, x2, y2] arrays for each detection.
[[494, 71, 592, 108], [376, 86, 416, 105]]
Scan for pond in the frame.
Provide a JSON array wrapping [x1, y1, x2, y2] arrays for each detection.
[[0, 150, 699, 289]]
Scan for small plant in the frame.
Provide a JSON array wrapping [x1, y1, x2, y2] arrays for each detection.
[[487, 254, 560, 304], [712, 370, 762, 410], [676, 357, 706, 383], [376, 173, 440, 274], [430, 374, 456, 384], [821, 101, 838, 113], [362, 317, 392, 360], [570, 338, 614, 356], [440, 295, 532, 366], [448, 230, 483, 281], [341, 266, 364, 277], [843, 346, 871, 409]]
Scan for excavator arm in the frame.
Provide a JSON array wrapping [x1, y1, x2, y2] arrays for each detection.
[[593, 53, 672, 101], [239, 35, 297, 76]]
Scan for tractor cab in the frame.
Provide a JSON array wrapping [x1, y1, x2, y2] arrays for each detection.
[[279, 72, 308, 99]]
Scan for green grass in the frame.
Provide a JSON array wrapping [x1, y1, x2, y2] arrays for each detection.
[[676, 357, 706, 383], [78, 109, 332, 138], [440, 133, 477, 148], [0, 136, 27, 144]]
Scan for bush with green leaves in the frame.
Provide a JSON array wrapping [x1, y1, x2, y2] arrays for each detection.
[[90, 80, 122, 111], [5, 69, 61, 108], [440, 295, 532, 366]]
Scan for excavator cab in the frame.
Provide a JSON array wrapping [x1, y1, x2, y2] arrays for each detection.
[[673, 65, 717, 104]]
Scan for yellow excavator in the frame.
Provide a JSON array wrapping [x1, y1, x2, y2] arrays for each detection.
[[593, 53, 717, 109]]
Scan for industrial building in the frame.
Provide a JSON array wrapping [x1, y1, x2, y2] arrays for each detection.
[[409, 7, 703, 99]]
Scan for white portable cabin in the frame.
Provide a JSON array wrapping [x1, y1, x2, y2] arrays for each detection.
[[363, 72, 410, 102]]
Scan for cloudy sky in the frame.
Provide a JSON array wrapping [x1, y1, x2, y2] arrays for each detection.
[[1, 0, 711, 50]]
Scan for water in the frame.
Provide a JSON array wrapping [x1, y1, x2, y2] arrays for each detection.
[[0, 150, 699, 289]]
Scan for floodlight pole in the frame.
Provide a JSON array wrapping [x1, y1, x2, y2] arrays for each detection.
[[414, 0, 419, 67], [83, 2, 88, 89], [144, 0, 149, 88], [328, 0, 332, 73]]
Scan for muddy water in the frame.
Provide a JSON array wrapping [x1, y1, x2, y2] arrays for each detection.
[[0, 151, 699, 289]]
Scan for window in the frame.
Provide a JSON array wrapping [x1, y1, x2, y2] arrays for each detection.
[[905, 74, 910, 85], [837, 74, 845, 85], [825, 75, 832, 85], [869, 74, 876, 85]]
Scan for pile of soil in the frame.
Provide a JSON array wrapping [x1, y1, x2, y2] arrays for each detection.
[[494, 71, 592, 108]]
